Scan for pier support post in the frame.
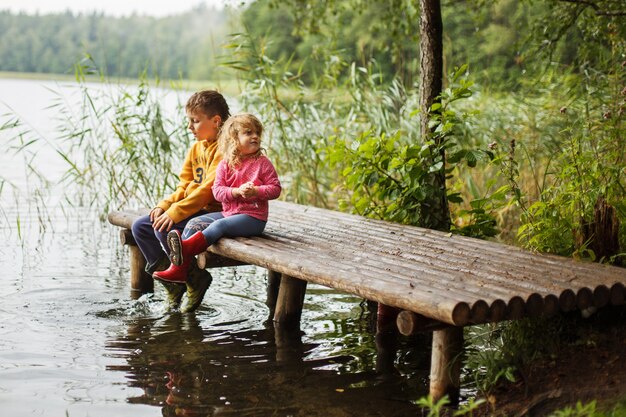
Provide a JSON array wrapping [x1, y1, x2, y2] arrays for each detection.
[[119, 228, 153, 296], [274, 325, 303, 363], [129, 245, 153, 296], [430, 326, 464, 405], [266, 270, 282, 311], [273, 274, 307, 328]]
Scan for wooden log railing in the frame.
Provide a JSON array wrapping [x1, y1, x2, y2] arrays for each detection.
[[108, 201, 626, 403]]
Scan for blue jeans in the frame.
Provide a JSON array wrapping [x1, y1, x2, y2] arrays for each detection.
[[131, 211, 207, 273], [183, 212, 267, 245]]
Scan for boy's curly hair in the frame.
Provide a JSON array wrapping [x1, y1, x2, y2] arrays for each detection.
[[185, 90, 230, 124], [218, 113, 264, 168]]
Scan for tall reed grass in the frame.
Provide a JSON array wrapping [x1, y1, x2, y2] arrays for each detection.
[[2, 66, 194, 225]]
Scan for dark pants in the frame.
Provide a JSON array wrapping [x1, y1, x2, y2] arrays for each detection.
[[131, 211, 207, 273]]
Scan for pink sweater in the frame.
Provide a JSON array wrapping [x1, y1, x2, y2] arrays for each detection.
[[212, 155, 282, 221]]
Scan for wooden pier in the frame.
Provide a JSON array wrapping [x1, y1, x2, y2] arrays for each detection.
[[108, 200, 626, 402]]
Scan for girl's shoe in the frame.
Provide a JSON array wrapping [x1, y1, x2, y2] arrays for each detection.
[[153, 262, 189, 284], [167, 230, 209, 266]]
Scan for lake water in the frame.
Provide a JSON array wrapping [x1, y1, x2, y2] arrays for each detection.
[[0, 77, 430, 416]]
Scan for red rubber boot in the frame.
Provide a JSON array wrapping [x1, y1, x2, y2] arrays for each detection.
[[167, 230, 209, 266], [153, 259, 190, 284]]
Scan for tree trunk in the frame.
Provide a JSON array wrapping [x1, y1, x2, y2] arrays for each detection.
[[577, 196, 621, 265], [419, 0, 443, 138], [418, 0, 450, 232]]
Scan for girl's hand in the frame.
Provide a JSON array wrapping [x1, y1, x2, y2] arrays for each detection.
[[234, 182, 256, 199], [240, 182, 257, 198]]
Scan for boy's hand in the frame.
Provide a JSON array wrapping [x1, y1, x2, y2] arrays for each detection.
[[150, 207, 165, 222], [153, 212, 174, 232]]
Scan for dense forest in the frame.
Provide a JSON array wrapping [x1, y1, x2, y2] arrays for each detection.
[[0, 4, 231, 80], [1, 0, 619, 91]]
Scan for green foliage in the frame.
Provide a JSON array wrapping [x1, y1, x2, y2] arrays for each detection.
[[243, 0, 420, 85], [464, 318, 561, 395], [327, 65, 497, 233], [239, 0, 626, 253], [551, 401, 602, 417], [224, 22, 502, 235], [3, 0, 623, 93], [499, 38, 626, 259], [415, 395, 485, 417], [222, 30, 339, 205], [524, 0, 626, 71], [415, 395, 451, 417], [550, 400, 626, 417], [239, 0, 626, 91]]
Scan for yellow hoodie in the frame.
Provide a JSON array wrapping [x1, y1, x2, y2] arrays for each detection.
[[156, 139, 222, 223]]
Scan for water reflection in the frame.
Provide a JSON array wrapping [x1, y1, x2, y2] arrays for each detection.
[[107, 306, 430, 416]]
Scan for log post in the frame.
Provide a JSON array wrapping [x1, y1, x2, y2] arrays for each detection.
[[489, 299, 507, 322], [375, 303, 400, 374], [273, 274, 307, 328], [375, 326, 398, 374], [376, 303, 400, 333], [577, 287, 593, 309], [592, 285, 610, 308], [129, 245, 153, 296], [274, 324, 303, 363], [430, 326, 464, 405], [610, 283, 625, 305], [266, 270, 282, 311], [543, 294, 560, 317], [396, 310, 450, 335], [470, 300, 489, 323]]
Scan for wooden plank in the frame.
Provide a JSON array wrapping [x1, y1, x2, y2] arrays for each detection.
[[270, 210, 621, 302], [262, 223, 576, 304], [255, 228, 564, 319], [204, 233, 563, 322], [247, 234, 501, 321], [270, 202, 625, 288], [108, 209, 148, 229], [108, 201, 626, 325], [274, 203, 625, 303], [196, 252, 248, 269], [208, 236, 473, 326]]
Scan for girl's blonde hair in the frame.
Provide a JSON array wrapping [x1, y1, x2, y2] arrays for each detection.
[[218, 113, 264, 168]]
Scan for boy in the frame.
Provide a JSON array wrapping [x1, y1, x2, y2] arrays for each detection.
[[131, 89, 230, 312]]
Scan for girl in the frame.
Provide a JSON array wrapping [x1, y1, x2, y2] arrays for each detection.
[[153, 113, 281, 284]]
